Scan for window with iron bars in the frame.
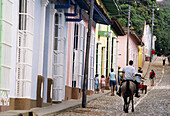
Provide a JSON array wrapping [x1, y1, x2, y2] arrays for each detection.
[[16, 0, 34, 97], [53, 12, 65, 101]]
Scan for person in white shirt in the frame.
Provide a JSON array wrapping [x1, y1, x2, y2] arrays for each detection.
[[136, 67, 145, 96], [117, 60, 141, 98], [136, 67, 143, 84]]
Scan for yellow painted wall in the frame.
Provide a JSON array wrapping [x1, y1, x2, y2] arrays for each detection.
[[101, 47, 105, 75], [96, 24, 108, 77], [95, 24, 119, 80], [95, 24, 99, 41], [138, 46, 143, 68]]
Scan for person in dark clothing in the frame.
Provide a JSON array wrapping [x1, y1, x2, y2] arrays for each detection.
[[168, 55, 170, 66], [162, 55, 166, 66], [149, 70, 156, 86]]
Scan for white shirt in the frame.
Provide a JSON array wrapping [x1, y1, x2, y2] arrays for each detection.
[[122, 65, 137, 81], [136, 73, 142, 83]]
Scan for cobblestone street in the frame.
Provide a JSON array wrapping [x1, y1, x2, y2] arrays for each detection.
[[53, 57, 170, 116]]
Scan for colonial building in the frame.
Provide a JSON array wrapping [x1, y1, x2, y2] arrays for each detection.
[[0, 0, 13, 111], [142, 24, 152, 61], [94, 0, 125, 87], [0, 0, 124, 111], [95, 19, 125, 84]]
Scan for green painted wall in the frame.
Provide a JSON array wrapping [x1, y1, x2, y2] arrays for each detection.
[[0, 0, 3, 87]]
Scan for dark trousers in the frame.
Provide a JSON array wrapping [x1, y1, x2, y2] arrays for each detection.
[[136, 82, 140, 95], [163, 60, 165, 65]]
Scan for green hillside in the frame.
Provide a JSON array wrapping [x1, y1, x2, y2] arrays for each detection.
[[115, 0, 170, 55]]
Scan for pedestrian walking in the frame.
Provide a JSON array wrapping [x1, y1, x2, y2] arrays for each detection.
[[162, 55, 166, 66], [109, 69, 117, 96], [117, 60, 141, 98], [94, 74, 99, 94], [149, 70, 156, 86], [168, 54, 170, 66], [101, 75, 105, 93], [118, 66, 121, 85]]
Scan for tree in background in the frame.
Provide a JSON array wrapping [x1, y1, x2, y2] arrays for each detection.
[[115, 0, 170, 56], [155, 1, 170, 56]]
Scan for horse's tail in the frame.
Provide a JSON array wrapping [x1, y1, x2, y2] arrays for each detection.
[[126, 80, 131, 93]]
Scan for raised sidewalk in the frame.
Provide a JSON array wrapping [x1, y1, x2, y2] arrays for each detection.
[[0, 91, 110, 116]]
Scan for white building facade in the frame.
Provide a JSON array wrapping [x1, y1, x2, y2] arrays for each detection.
[[0, 0, 118, 111], [142, 24, 152, 60], [0, 0, 13, 109]]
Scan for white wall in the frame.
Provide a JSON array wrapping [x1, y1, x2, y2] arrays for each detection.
[[1, 0, 13, 106], [143, 25, 151, 57], [31, 0, 41, 100], [10, 0, 18, 99]]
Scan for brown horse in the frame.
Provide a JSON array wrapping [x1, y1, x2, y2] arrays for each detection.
[[121, 80, 136, 113]]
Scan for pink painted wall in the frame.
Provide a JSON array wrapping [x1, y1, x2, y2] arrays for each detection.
[[129, 34, 139, 69], [118, 35, 127, 69], [66, 7, 75, 86], [66, 21, 73, 86], [118, 34, 139, 70]]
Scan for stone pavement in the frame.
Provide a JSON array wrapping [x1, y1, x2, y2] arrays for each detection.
[[142, 60, 150, 78], [0, 90, 111, 116], [52, 57, 169, 116], [1, 56, 168, 116]]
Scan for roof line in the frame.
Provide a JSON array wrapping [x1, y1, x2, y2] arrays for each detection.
[[114, 0, 122, 13]]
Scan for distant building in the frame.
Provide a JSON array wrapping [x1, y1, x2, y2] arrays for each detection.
[[142, 24, 152, 61], [118, 31, 143, 70]]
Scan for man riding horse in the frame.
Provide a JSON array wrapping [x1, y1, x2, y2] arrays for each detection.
[[117, 60, 141, 98]]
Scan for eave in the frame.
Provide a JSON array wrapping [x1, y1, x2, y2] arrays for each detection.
[[111, 18, 125, 36]]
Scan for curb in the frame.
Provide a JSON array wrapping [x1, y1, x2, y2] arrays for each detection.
[[0, 91, 111, 116]]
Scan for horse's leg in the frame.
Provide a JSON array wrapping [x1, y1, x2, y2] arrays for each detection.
[[123, 99, 125, 111], [126, 97, 129, 113], [123, 97, 126, 112], [127, 97, 130, 112], [124, 97, 128, 113], [131, 95, 134, 112]]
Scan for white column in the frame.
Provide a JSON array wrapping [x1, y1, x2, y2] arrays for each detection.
[[10, 0, 18, 98], [47, 5, 56, 78], [113, 38, 117, 70], [98, 43, 101, 79], [38, 0, 49, 75], [116, 38, 119, 76]]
